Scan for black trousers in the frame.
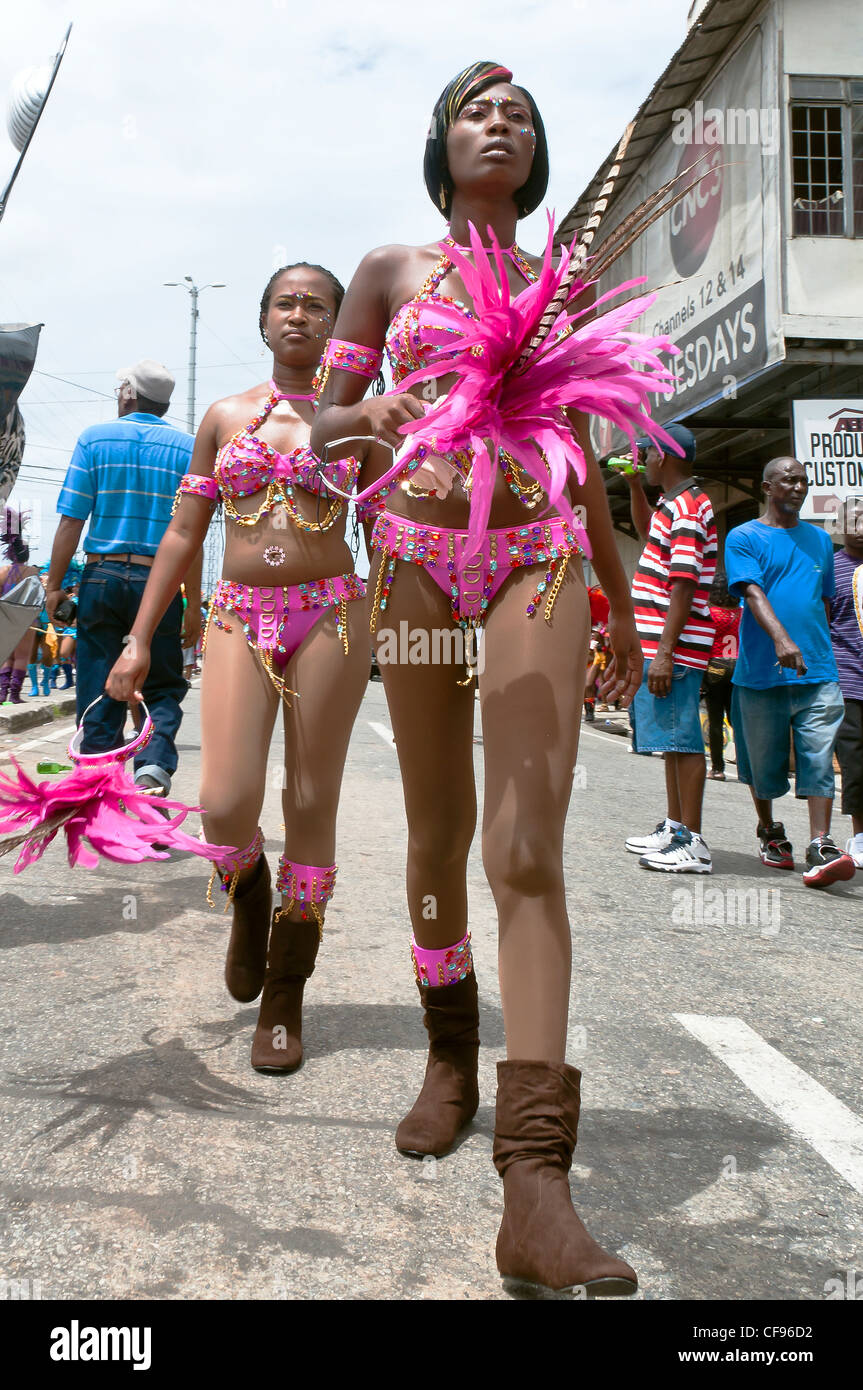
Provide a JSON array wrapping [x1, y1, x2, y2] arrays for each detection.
[[835, 697, 863, 818], [76, 560, 186, 778], [702, 667, 734, 772]]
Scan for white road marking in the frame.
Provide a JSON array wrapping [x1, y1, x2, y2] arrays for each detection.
[[579, 725, 630, 748], [8, 722, 77, 752], [675, 1014, 863, 1196], [368, 721, 395, 749]]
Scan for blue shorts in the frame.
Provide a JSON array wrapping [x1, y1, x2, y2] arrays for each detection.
[[731, 680, 844, 799], [631, 660, 705, 754]]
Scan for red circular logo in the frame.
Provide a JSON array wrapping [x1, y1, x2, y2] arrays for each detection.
[[669, 137, 723, 278]]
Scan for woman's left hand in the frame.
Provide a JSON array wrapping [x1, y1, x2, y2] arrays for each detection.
[[597, 608, 643, 708]]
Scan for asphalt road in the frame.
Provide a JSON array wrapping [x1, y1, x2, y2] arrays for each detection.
[[1, 679, 861, 1301]]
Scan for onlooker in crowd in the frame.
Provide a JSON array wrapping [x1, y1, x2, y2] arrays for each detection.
[[702, 573, 740, 781], [583, 627, 608, 723], [725, 456, 855, 887], [45, 359, 200, 796], [623, 423, 717, 871], [829, 497, 863, 868], [0, 506, 39, 704]]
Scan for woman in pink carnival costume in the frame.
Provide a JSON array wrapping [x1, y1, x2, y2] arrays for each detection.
[[310, 61, 681, 1296], [99, 264, 369, 1074]]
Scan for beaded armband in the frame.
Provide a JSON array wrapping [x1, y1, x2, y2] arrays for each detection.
[[313, 338, 384, 399], [411, 932, 473, 988], [275, 856, 337, 935], [172, 473, 220, 515]]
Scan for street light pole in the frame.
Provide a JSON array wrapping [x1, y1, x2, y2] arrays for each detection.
[[187, 280, 198, 435], [163, 277, 225, 434]]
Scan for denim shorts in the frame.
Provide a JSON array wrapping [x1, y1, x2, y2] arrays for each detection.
[[731, 680, 845, 799], [631, 659, 705, 754]]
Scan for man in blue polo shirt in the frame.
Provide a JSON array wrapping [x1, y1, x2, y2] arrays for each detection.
[[725, 455, 855, 889], [45, 359, 200, 795]]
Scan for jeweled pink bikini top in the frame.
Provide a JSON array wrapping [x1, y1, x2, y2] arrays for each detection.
[[384, 239, 537, 388], [213, 383, 359, 501]]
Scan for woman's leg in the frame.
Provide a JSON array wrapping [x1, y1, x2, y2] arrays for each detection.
[[703, 678, 726, 774], [199, 617, 280, 852], [199, 615, 280, 1001], [373, 556, 480, 1152], [374, 558, 478, 945], [279, 596, 370, 873], [480, 562, 637, 1295], [251, 596, 369, 1073], [479, 562, 589, 1061]]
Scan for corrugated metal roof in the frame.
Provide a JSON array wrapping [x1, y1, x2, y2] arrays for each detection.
[[557, 0, 769, 245]]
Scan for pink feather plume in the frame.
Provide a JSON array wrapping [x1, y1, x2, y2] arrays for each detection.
[[352, 213, 681, 567], [0, 756, 236, 873]]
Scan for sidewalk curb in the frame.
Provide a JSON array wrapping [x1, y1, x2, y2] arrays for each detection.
[[0, 694, 77, 736]]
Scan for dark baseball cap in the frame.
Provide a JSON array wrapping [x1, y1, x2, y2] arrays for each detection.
[[636, 423, 696, 462]]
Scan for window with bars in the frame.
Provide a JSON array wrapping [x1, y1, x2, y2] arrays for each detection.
[[790, 78, 863, 237]]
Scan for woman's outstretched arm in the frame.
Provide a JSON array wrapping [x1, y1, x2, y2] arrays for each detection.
[[104, 405, 222, 701], [310, 247, 425, 457]]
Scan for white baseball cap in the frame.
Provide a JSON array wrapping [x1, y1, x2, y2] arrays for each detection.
[[116, 358, 175, 404]]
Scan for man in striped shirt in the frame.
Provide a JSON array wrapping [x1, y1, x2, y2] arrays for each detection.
[[45, 359, 198, 796], [622, 424, 717, 873]]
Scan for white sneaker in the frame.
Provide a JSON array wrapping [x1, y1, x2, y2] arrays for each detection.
[[845, 837, 863, 870], [639, 828, 713, 874], [625, 818, 675, 855]]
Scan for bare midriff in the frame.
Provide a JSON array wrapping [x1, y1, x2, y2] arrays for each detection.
[[221, 492, 355, 588]]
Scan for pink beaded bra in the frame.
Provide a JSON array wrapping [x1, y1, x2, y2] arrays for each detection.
[[213, 383, 358, 502], [384, 239, 536, 387], [175, 383, 361, 532]]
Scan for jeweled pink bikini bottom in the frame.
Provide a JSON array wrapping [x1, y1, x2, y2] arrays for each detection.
[[369, 511, 585, 628], [205, 574, 366, 700]]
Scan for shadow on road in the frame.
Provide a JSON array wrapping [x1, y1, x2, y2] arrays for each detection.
[[0, 871, 209, 948]]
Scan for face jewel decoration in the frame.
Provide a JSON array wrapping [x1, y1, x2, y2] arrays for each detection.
[[263, 545, 286, 567]]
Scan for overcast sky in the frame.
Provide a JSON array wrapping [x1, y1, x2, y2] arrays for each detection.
[[1, 0, 693, 559]]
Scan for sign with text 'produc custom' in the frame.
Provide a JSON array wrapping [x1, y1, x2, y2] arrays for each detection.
[[793, 399, 863, 522]]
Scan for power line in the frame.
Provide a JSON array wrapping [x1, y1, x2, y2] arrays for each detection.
[[32, 370, 188, 430], [198, 318, 260, 382], [33, 360, 263, 375]]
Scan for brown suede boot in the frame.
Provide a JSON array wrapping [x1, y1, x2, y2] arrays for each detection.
[[395, 973, 480, 1157], [493, 1060, 638, 1296], [250, 909, 320, 1074], [224, 855, 272, 1003]]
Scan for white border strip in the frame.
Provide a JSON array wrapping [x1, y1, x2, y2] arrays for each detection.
[[675, 1014, 863, 1195]]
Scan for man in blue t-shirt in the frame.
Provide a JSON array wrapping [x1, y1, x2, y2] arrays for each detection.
[[44, 359, 199, 796], [725, 456, 855, 888]]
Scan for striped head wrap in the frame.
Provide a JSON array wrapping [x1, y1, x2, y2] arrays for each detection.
[[423, 60, 549, 221]]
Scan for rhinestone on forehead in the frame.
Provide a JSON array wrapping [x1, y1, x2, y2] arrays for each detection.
[[464, 94, 526, 110], [272, 290, 331, 313]]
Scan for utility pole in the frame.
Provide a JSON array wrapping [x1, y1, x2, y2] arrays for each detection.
[[163, 277, 227, 599], [163, 277, 225, 434], [187, 279, 198, 435]]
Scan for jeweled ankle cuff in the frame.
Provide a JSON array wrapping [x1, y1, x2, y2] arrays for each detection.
[[206, 827, 265, 911], [275, 856, 337, 934], [411, 932, 473, 988]]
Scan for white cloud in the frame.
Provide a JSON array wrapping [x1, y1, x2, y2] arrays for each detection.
[[1, 0, 690, 558]]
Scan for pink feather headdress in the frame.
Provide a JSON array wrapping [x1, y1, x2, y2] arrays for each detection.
[[350, 213, 681, 569], [0, 698, 236, 872]]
